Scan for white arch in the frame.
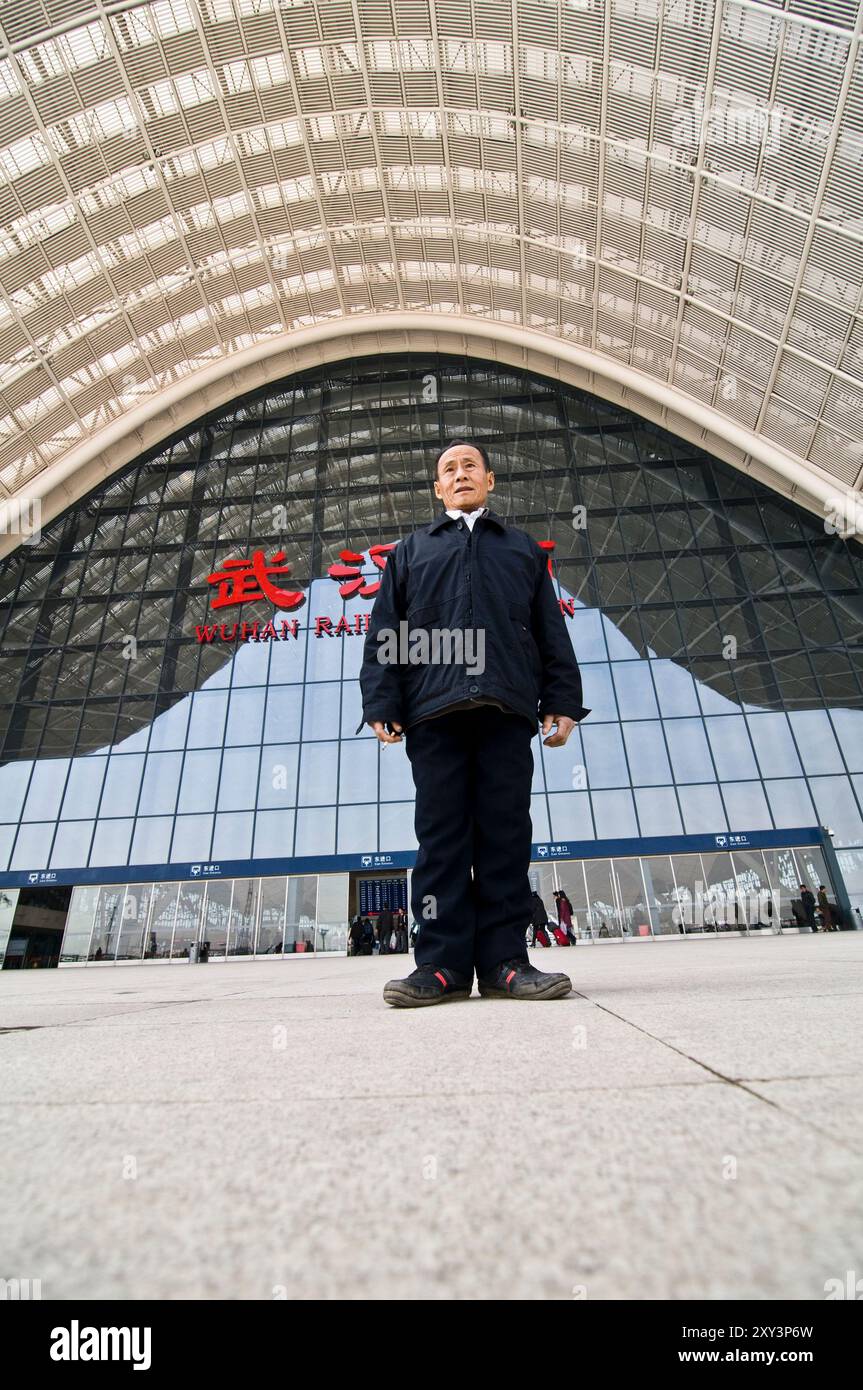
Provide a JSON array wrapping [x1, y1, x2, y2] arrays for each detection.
[[0, 312, 857, 560]]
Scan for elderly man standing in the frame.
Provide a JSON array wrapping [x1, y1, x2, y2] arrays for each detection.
[[355, 440, 590, 1006]]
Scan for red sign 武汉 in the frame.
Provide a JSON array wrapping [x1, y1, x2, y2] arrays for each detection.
[[205, 539, 558, 615], [206, 550, 305, 611]]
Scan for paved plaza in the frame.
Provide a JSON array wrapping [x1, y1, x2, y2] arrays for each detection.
[[1, 933, 861, 1300]]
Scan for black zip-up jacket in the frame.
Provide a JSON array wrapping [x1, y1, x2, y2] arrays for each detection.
[[354, 506, 591, 734]]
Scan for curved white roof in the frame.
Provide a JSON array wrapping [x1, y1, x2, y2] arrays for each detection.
[[0, 0, 861, 550]]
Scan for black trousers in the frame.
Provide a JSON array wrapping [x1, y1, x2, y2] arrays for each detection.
[[403, 706, 535, 979]]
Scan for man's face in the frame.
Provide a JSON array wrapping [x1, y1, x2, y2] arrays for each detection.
[[434, 444, 495, 511]]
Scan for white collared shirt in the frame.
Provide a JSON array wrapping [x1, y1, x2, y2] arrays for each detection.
[[445, 504, 487, 531]]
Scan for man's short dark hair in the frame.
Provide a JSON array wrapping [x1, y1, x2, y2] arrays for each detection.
[[434, 439, 491, 478]]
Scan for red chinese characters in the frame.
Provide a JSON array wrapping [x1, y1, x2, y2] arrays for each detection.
[[206, 550, 305, 611], [206, 538, 555, 614], [327, 542, 398, 599]]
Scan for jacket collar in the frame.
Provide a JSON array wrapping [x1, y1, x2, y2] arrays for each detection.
[[428, 505, 507, 534]]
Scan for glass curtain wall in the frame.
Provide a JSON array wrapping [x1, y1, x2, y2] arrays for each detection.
[[1, 354, 860, 898]]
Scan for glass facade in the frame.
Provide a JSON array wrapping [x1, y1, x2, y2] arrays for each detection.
[[1, 353, 861, 958]]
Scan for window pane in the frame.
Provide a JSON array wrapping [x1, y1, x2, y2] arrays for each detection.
[[665, 720, 715, 781], [622, 723, 672, 785], [747, 713, 802, 778]]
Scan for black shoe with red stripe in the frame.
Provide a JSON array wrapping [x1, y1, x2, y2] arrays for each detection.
[[477, 956, 572, 1000], [383, 962, 472, 1008]]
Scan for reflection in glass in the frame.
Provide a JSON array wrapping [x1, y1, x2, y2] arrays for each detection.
[[173, 882, 205, 958], [90, 886, 124, 959], [202, 879, 232, 957], [640, 856, 680, 935], [229, 878, 260, 955], [584, 859, 620, 938], [286, 875, 317, 953], [257, 877, 287, 954], [316, 873, 349, 952], [60, 886, 99, 963], [611, 858, 651, 937], [115, 883, 154, 960], [148, 882, 179, 958], [697, 852, 744, 932]]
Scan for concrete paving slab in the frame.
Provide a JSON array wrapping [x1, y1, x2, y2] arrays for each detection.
[[1, 935, 861, 1299]]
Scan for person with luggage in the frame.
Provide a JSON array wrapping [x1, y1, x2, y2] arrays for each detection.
[[818, 885, 837, 931], [800, 884, 817, 931], [555, 889, 577, 944], [360, 917, 375, 956], [529, 891, 552, 948]]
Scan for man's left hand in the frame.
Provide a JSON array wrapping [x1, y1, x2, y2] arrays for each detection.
[[541, 714, 576, 747]]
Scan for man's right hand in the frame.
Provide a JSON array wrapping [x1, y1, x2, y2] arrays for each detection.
[[370, 720, 404, 744]]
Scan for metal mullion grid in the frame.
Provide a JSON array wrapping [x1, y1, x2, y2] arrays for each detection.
[[333, 361, 359, 859], [535, 382, 587, 839], [616, 426, 694, 840], [740, 511, 863, 827], [589, 0, 611, 350], [122, 881, 154, 962], [729, 849, 761, 935], [751, 3, 863, 442], [222, 407, 281, 868], [139, 878, 180, 967], [428, 12, 465, 310], [220, 877, 236, 958], [71, 884, 99, 964], [756, 846, 795, 928], [6, 493, 130, 874], [665, 1, 745, 387], [369, 356, 393, 859], [561, 425, 603, 613], [699, 849, 749, 937], [576, 859, 594, 943], [248, 393, 273, 548], [682, 505, 778, 828], [633, 855, 657, 938], [312, 871, 321, 954], [129, 428, 216, 871], [607, 856, 628, 940], [203, 680, 265, 873], [779, 641, 863, 839], [704, 519, 841, 828], [0, 547, 29, 628], [249, 875, 263, 958], [278, 873, 289, 957], [789, 507, 863, 683], [98, 883, 124, 962], [564, 442, 614, 845], [288, 370, 331, 862], [706, 0, 786, 420], [600, 453, 700, 845], [268, 3, 350, 320], [664, 852, 692, 938], [0, 16, 163, 441], [558, 401, 613, 845], [179, 0, 293, 339], [111, 883, 128, 961], [348, 2, 407, 311], [12, 497, 106, 750], [157, 421, 217, 709]]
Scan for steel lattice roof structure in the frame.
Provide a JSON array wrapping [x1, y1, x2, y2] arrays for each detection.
[[0, 0, 861, 556]]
